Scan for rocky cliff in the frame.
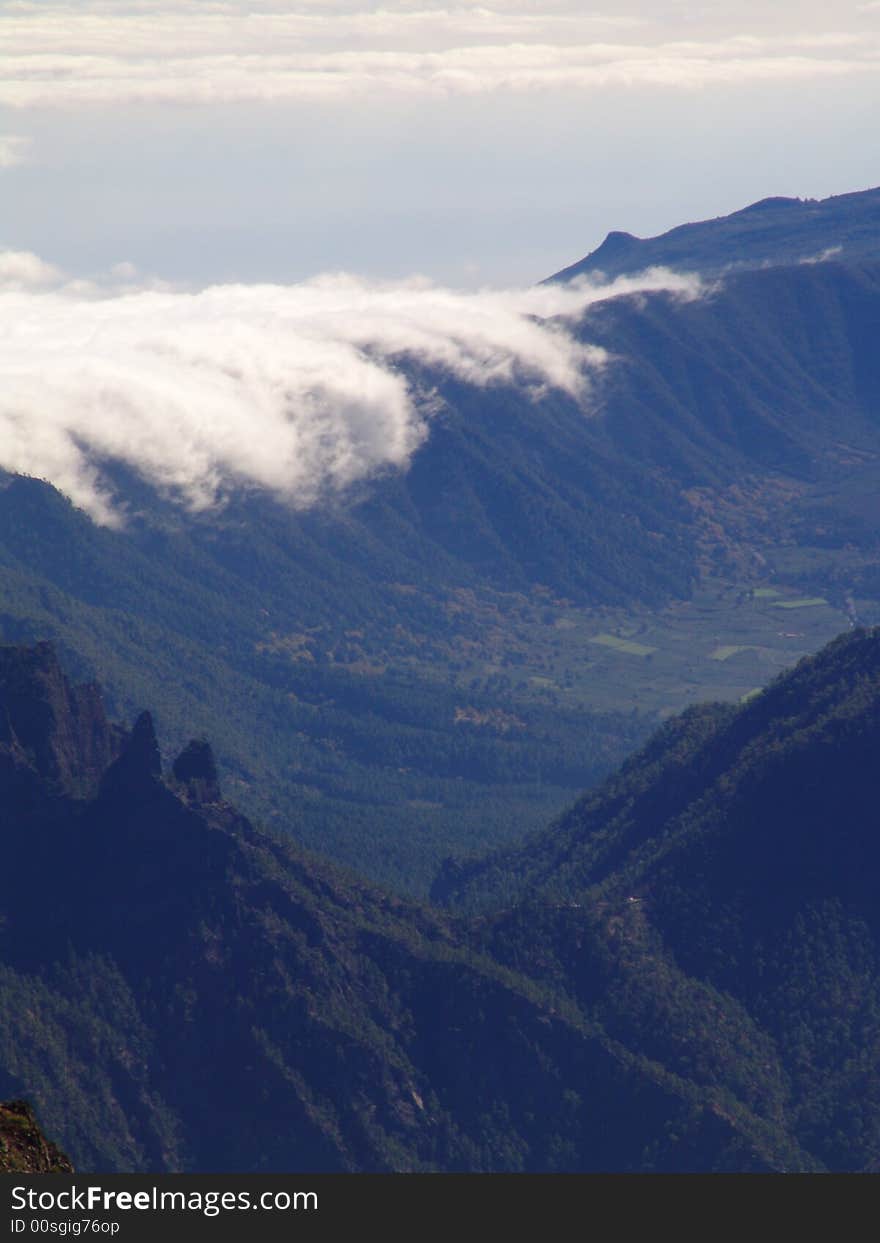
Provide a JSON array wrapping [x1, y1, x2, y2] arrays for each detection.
[[0, 1101, 73, 1173]]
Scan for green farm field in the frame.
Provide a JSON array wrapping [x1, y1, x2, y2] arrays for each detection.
[[412, 577, 880, 723]]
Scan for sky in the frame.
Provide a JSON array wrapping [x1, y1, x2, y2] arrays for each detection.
[[1, 0, 879, 287]]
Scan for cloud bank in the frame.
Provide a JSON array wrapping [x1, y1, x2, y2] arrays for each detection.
[[0, 2, 877, 107], [0, 255, 700, 525]]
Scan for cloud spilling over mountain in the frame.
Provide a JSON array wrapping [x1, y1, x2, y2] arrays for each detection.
[[0, 256, 699, 524]]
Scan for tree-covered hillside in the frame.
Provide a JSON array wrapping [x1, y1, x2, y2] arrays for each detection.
[[0, 642, 806, 1173], [435, 627, 880, 1172], [5, 634, 880, 1171], [3, 192, 880, 892]]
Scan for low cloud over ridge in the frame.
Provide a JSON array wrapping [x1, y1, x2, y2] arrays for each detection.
[[0, 256, 700, 525]]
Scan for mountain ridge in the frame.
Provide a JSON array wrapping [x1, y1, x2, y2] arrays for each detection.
[[3, 635, 880, 1170], [551, 185, 880, 282], [436, 626, 880, 1171], [3, 254, 875, 885], [0, 639, 825, 1171], [2, 190, 880, 896]]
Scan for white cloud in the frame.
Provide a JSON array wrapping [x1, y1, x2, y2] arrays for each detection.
[[0, 255, 701, 525], [0, 249, 62, 288], [0, 3, 877, 106], [0, 134, 31, 167], [798, 244, 844, 264]]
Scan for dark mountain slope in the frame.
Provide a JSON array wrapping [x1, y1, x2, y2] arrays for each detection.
[[436, 628, 880, 1171], [0, 640, 123, 802], [431, 610, 880, 921], [552, 185, 880, 282], [583, 262, 880, 480], [437, 627, 880, 914], [0, 474, 647, 894], [3, 200, 880, 893], [12, 635, 880, 1168], [1, 642, 807, 1173]]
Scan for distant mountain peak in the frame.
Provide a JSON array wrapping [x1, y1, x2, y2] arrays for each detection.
[[732, 195, 803, 215], [600, 228, 638, 246], [550, 184, 880, 283]]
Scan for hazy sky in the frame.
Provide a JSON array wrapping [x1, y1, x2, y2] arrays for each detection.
[[2, 0, 879, 286]]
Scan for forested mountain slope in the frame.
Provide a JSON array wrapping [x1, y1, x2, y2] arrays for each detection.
[[4, 636, 880, 1171], [2, 194, 880, 891], [435, 628, 880, 1172], [0, 642, 806, 1174], [436, 627, 880, 911]]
